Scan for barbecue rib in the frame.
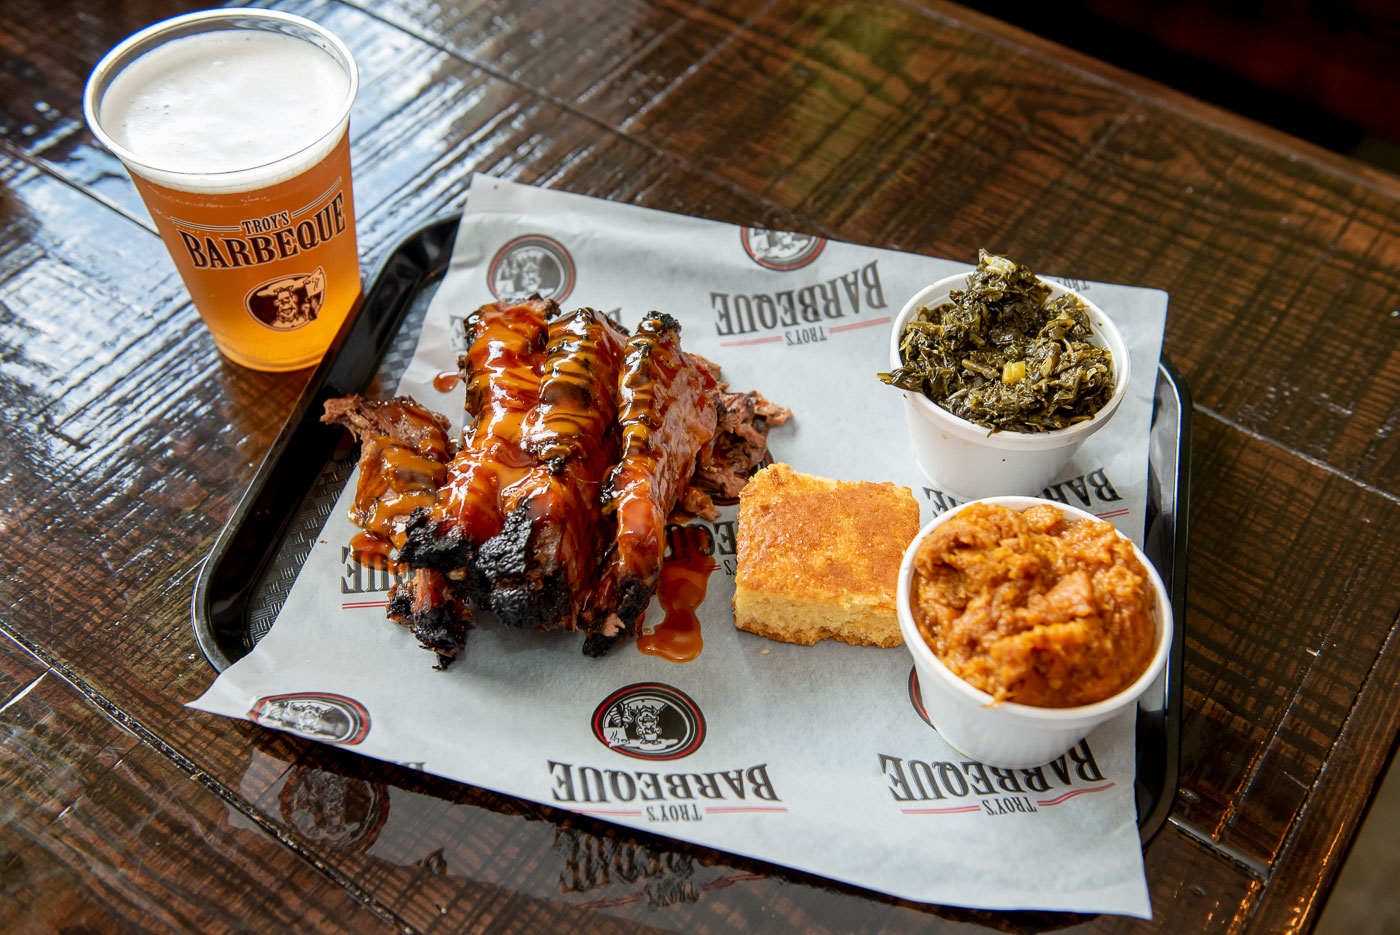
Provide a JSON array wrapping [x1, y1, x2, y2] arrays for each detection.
[[321, 395, 453, 547], [325, 301, 791, 667], [320, 396, 467, 665], [398, 297, 552, 608], [583, 312, 720, 657], [477, 307, 627, 630]]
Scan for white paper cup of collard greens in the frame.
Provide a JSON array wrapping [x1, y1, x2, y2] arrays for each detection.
[[883, 253, 1130, 500]]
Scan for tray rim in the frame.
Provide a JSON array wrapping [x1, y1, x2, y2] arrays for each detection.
[[1138, 356, 1190, 843], [190, 212, 1189, 845], [191, 214, 462, 671]]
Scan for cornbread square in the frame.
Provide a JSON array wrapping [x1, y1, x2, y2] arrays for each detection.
[[733, 463, 919, 648]]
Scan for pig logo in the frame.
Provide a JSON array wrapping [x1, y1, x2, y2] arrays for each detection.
[[246, 268, 326, 330], [741, 227, 825, 271], [593, 683, 706, 761], [488, 234, 575, 302], [250, 692, 370, 745]]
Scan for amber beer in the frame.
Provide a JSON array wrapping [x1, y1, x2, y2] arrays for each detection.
[[84, 10, 361, 371]]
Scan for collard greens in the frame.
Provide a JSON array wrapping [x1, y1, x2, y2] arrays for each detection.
[[879, 251, 1115, 432]]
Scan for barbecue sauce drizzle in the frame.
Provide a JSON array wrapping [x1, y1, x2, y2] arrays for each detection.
[[488, 308, 626, 627], [432, 369, 462, 393], [638, 532, 717, 663], [609, 317, 718, 580], [350, 531, 394, 571], [345, 401, 453, 571], [590, 313, 720, 644], [431, 299, 550, 544]]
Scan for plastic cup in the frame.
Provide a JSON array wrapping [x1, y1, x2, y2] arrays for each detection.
[[889, 273, 1130, 499], [84, 9, 362, 371], [896, 496, 1172, 768]]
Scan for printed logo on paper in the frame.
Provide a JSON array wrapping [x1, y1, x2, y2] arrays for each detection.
[[249, 691, 370, 745], [488, 234, 576, 302], [593, 683, 706, 760], [245, 268, 326, 330], [740, 227, 826, 271]]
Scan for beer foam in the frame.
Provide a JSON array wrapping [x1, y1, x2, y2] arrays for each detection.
[[99, 29, 351, 191]]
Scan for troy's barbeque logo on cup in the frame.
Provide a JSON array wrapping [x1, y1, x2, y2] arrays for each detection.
[[246, 268, 326, 330], [488, 234, 576, 302], [593, 683, 706, 760], [740, 227, 826, 271], [249, 692, 370, 745], [170, 179, 350, 333]]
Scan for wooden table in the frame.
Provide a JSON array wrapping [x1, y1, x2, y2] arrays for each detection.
[[3, 1, 1398, 932]]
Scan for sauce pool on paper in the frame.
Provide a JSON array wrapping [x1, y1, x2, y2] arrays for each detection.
[[638, 531, 718, 663]]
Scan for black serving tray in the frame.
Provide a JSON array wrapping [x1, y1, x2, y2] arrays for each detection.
[[191, 216, 1191, 844]]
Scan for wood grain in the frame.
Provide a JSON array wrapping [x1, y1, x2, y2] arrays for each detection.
[[1, 0, 1398, 932], [0, 636, 399, 934]]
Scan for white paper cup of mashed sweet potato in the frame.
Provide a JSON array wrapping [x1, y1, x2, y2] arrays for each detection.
[[888, 271, 1130, 500], [896, 496, 1172, 769]]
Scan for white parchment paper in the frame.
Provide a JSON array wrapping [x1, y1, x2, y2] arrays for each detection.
[[192, 175, 1168, 917]]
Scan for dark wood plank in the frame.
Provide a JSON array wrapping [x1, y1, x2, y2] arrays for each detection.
[[2, 0, 1399, 931], [0, 637, 400, 934], [361, 0, 764, 132], [1171, 417, 1400, 868], [0, 157, 198, 422], [1248, 616, 1400, 935], [0, 0, 210, 225]]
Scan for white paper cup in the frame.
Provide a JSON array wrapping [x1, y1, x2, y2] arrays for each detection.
[[889, 273, 1130, 499], [896, 496, 1172, 769]]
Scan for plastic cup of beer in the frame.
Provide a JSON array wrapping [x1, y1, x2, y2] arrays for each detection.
[[84, 9, 361, 371]]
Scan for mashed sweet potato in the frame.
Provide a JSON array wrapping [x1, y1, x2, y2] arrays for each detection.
[[910, 502, 1156, 708]]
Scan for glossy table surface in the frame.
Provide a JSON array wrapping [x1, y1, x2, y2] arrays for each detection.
[[3, 1, 1400, 932]]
